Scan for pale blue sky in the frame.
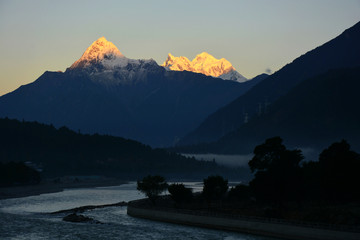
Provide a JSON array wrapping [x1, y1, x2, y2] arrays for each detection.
[[0, 0, 359, 96]]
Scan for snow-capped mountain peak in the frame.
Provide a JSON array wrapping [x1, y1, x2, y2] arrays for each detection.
[[162, 52, 247, 82], [192, 52, 233, 77], [70, 37, 125, 69], [194, 52, 217, 62], [67, 37, 161, 85], [162, 53, 192, 71]]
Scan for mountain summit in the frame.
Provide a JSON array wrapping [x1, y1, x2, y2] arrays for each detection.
[[162, 52, 247, 82], [68, 37, 160, 84], [70, 37, 125, 69]]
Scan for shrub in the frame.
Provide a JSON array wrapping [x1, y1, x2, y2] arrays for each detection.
[[168, 183, 193, 204]]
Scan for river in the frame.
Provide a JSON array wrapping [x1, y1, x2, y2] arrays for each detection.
[[0, 182, 278, 240]]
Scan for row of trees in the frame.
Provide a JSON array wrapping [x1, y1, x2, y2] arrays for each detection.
[[137, 174, 229, 205], [248, 137, 360, 203], [137, 137, 360, 206]]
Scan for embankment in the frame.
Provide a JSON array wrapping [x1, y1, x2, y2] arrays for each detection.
[[127, 199, 360, 240]]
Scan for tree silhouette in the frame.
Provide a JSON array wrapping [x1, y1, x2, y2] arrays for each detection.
[[228, 184, 251, 201], [248, 137, 303, 202], [318, 140, 360, 201], [168, 183, 193, 205], [137, 175, 168, 204], [202, 175, 228, 205]]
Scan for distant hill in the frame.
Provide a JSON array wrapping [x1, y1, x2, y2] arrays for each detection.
[[0, 118, 244, 179], [0, 37, 260, 147], [175, 66, 360, 154], [179, 21, 360, 146]]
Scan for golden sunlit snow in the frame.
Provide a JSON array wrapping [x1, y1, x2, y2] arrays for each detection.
[[162, 52, 236, 78], [70, 37, 124, 69]]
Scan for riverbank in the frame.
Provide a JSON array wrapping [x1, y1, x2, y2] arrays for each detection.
[[127, 199, 360, 240], [0, 177, 127, 200], [51, 201, 128, 214]]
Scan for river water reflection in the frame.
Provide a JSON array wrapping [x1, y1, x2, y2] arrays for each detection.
[[0, 182, 279, 240]]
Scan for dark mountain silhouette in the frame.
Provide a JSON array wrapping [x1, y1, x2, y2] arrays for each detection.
[[0, 118, 241, 179], [176, 66, 360, 154], [0, 38, 261, 147], [179, 21, 360, 146]]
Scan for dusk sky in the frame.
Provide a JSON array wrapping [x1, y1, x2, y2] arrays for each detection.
[[0, 0, 359, 96]]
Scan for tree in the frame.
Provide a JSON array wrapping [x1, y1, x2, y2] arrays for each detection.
[[202, 175, 228, 204], [228, 184, 251, 201], [248, 137, 303, 202], [301, 160, 321, 200], [137, 175, 168, 204], [168, 183, 193, 205], [318, 140, 360, 201], [248, 136, 286, 173]]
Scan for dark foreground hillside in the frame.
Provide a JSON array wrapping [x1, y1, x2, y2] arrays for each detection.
[[180, 21, 360, 146], [0, 118, 247, 180], [176, 66, 360, 154]]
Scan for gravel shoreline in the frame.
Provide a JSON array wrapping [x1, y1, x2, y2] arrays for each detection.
[[0, 178, 127, 200]]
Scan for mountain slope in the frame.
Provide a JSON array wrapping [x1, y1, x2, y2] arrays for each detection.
[[179, 21, 360, 146], [177, 66, 360, 154], [0, 37, 260, 147], [0, 118, 238, 179], [162, 52, 247, 82]]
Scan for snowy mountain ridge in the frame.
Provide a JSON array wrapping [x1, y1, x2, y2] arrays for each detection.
[[162, 52, 247, 82], [68, 37, 160, 85], [68, 37, 247, 84]]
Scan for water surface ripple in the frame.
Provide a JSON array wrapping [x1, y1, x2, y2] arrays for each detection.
[[0, 182, 277, 240]]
